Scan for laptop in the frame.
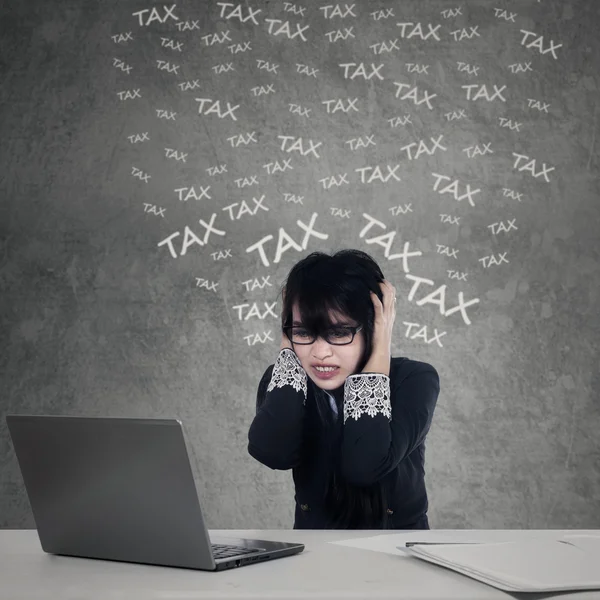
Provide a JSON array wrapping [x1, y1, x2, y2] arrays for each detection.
[[6, 415, 304, 571]]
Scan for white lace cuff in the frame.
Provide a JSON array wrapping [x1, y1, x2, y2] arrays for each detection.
[[343, 373, 391, 424], [266, 348, 308, 404]]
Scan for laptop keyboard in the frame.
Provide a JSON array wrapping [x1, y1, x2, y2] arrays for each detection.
[[211, 543, 261, 560]]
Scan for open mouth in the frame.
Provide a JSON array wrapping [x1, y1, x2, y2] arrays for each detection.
[[312, 366, 340, 379]]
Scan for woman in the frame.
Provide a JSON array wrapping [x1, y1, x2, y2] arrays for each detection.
[[247, 249, 440, 529]]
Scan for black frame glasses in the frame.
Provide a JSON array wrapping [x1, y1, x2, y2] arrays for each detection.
[[283, 325, 364, 346]]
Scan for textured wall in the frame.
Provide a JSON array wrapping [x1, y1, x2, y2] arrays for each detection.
[[1, 0, 599, 529]]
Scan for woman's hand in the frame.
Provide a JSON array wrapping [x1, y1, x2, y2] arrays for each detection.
[[280, 332, 293, 351], [371, 279, 396, 354], [280, 286, 293, 351], [365, 280, 396, 374]]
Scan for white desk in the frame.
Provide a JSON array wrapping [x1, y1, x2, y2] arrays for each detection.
[[1, 529, 599, 600]]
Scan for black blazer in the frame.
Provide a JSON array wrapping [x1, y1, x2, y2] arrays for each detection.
[[248, 348, 440, 529]]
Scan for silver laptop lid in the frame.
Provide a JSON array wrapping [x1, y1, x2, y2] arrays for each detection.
[[6, 415, 216, 570]]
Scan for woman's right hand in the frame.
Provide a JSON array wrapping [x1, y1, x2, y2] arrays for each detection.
[[280, 332, 293, 351], [280, 286, 293, 350]]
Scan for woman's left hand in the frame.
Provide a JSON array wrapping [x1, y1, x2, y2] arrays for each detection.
[[370, 280, 397, 357]]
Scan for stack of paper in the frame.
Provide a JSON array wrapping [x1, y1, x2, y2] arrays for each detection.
[[402, 535, 600, 592]]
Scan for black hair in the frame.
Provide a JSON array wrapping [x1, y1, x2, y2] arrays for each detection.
[[280, 248, 390, 529]]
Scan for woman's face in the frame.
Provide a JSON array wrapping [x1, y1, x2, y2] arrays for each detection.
[[291, 302, 365, 391]]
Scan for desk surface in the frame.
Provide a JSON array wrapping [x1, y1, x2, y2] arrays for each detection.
[[1, 529, 599, 600]]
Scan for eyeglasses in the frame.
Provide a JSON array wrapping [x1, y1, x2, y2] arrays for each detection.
[[283, 325, 363, 346]]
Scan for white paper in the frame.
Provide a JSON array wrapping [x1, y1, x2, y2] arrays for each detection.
[[330, 533, 413, 556], [404, 537, 600, 593], [329, 529, 558, 557], [330, 531, 510, 556], [328, 530, 600, 560], [560, 534, 600, 554]]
